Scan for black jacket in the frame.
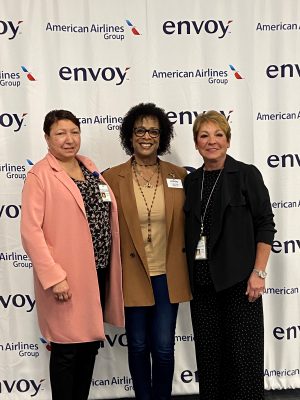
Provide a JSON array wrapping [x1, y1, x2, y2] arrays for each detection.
[[184, 155, 276, 292]]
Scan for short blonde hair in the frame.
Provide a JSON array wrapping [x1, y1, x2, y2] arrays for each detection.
[[193, 110, 231, 143]]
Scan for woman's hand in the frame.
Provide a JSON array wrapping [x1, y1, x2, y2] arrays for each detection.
[[246, 272, 265, 302], [52, 279, 72, 302]]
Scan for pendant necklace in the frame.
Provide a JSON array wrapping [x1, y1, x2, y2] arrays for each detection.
[[132, 160, 160, 242], [133, 159, 158, 188]]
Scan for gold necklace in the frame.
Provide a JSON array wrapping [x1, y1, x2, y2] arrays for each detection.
[[132, 161, 160, 242], [133, 160, 158, 188], [137, 169, 157, 188]]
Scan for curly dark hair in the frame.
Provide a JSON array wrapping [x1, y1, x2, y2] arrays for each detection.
[[120, 103, 174, 155], [43, 109, 80, 136]]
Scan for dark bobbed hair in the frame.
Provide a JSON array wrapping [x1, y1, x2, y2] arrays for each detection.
[[43, 109, 80, 136], [120, 103, 174, 155]]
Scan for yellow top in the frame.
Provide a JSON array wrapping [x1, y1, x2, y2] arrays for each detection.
[[133, 179, 166, 276]]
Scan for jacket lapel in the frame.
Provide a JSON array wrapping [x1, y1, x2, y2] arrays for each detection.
[[210, 155, 239, 250], [190, 167, 204, 225], [46, 153, 86, 217], [118, 160, 148, 267], [160, 161, 175, 240]]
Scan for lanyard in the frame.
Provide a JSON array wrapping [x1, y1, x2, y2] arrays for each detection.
[[200, 169, 222, 237]]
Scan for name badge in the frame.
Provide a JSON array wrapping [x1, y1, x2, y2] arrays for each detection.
[[99, 184, 112, 202], [195, 236, 207, 260], [166, 178, 183, 188]]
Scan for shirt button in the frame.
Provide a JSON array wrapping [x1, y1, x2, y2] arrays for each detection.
[[130, 253, 135, 258]]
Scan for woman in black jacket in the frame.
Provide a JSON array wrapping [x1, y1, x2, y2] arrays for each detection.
[[184, 110, 276, 400]]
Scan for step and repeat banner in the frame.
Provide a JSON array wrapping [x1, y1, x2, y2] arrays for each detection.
[[0, 0, 300, 398]]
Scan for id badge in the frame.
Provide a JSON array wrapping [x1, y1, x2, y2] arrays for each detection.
[[166, 178, 183, 189], [99, 184, 112, 202], [195, 236, 207, 260]]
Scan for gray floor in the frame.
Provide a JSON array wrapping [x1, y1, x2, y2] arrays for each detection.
[[265, 390, 300, 399], [172, 390, 300, 399], [108, 390, 300, 399]]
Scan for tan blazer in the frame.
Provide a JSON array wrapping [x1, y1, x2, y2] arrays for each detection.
[[103, 159, 192, 306], [21, 152, 124, 343]]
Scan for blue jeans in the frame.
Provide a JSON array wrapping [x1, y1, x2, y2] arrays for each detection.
[[125, 274, 179, 400]]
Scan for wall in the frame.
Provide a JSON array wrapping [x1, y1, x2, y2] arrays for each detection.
[[0, 0, 299, 398]]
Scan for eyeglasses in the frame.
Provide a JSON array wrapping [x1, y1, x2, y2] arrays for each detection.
[[133, 127, 160, 138]]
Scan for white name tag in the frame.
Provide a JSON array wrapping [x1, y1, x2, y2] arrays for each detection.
[[166, 178, 183, 188], [195, 236, 207, 260], [99, 184, 112, 202]]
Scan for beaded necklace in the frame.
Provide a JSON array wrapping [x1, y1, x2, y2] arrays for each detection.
[[136, 169, 157, 188], [133, 158, 158, 188], [132, 160, 160, 243]]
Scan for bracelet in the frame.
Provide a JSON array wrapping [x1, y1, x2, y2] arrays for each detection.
[[253, 268, 267, 279]]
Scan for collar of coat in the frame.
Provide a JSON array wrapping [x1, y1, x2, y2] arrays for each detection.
[[110, 157, 185, 268], [189, 154, 239, 181]]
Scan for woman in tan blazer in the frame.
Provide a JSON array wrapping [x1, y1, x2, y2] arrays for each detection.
[[103, 103, 191, 400]]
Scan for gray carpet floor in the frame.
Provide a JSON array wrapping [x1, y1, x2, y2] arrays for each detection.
[[107, 390, 300, 399], [172, 390, 300, 399]]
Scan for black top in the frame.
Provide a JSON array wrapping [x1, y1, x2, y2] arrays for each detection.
[[73, 164, 111, 271], [194, 169, 222, 286]]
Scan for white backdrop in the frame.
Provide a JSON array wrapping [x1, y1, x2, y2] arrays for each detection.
[[0, 0, 300, 398]]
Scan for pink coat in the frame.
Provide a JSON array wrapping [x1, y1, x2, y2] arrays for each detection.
[[21, 152, 124, 343]]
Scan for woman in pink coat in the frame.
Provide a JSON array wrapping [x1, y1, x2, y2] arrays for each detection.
[[21, 109, 124, 400]]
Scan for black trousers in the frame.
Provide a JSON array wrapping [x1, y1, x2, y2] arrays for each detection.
[[190, 280, 264, 400], [50, 341, 100, 400]]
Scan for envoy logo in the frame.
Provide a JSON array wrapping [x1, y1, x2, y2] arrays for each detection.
[[79, 110, 233, 130], [166, 109, 233, 125], [180, 370, 199, 383], [99, 333, 127, 348], [0, 293, 35, 312], [0, 112, 27, 132], [0, 20, 23, 40], [267, 153, 300, 168], [0, 204, 21, 219], [273, 324, 300, 340], [0, 251, 32, 269], [79, 114, 123, 131], [272, 239, 300, 254], [266, 63, 300, 78], [59, 66, 130, 85], [162, 19, 232, 39], [0, 378, 45, 397], [46, 19, 141, 41], [0, 341, 39, 358]]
